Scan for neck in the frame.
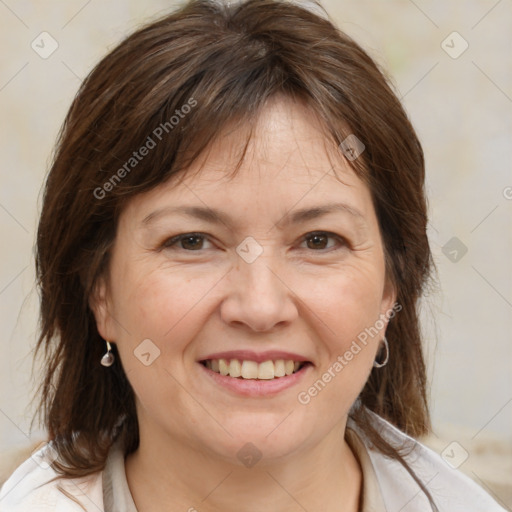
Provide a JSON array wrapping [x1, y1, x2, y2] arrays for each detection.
[[125, 420, 362, 512]]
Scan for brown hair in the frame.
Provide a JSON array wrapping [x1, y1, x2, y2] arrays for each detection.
[[34, 0, 435, 507]]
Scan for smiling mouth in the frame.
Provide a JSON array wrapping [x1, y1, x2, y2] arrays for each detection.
[[200, 358, 311, 380]]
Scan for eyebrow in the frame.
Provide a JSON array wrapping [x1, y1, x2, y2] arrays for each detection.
[[141, 202, 366, 229]]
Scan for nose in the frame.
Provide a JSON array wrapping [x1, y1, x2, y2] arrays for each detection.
[[220, 255, 299, 333]]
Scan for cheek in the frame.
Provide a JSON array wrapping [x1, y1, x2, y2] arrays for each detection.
[[294, 266, 385, 415], [107, 264, 220, 407], [109, 260, 225, 350], [303, 262, 386, 345]]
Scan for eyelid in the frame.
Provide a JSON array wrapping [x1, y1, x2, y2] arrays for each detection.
[[161, 231, 348, 252], [298, 231, 348, 251], [160, 232, 211, 250]]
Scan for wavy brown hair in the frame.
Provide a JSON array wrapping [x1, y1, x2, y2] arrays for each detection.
[[34, 0, 435, 507]]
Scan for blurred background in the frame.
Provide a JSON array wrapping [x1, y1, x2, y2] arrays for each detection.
[[0, 0, 511, 507]]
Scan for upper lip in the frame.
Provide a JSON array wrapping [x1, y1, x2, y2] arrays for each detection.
[[199, 350, 312, 364]]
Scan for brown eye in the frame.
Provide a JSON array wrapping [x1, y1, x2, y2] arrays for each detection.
[[306, 233, 329, 250], [301, 232, 345, 251], [180, 235, 204, 250], [162, 233, 211, 251]]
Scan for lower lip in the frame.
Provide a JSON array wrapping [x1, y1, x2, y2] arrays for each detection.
[[198, 362, 313, 397]]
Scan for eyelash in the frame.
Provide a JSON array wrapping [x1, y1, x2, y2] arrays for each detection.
[[160, 231, 348, 253]]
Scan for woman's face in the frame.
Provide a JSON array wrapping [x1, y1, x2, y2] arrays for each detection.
[[93, 96, 396, 465]]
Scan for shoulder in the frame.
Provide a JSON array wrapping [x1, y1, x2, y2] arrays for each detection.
[[348, 408, 507, 512], [0, 443, 104, 512]]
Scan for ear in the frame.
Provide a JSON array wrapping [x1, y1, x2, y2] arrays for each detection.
[[380, 276, 398, 319], [89, 275, 116, 341]]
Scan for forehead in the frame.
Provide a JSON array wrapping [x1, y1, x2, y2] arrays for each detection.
[[124, 95, 374, 224], [189, 95, 350, 180]]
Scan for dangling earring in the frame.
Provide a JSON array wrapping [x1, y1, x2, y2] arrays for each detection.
[[100, 340, 115, 367], [373, 336, 389, 368]]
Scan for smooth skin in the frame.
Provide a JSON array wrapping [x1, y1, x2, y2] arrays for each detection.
[[92, 94, 396, 512]]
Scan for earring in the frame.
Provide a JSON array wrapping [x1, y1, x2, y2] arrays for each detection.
[[373, 336, 389, 368], [100, 340, 115, 367]]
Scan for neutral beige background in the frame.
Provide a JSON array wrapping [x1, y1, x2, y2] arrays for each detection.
[[1, 0, 511, 505]]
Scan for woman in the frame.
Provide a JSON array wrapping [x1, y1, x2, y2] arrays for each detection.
[[0, 0, 505, 511]]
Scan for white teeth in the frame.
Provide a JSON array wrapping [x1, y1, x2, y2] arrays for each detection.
[[274, 359, 286, 377], [204, 358, 306, 379], [257, 360, 274, 380], [241, 360, 259, 379], [219, 359, 229, 376], [229, 359, 242, 377]]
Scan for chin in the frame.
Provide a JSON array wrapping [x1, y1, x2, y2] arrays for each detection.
[[202, 415, 313, 465]]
